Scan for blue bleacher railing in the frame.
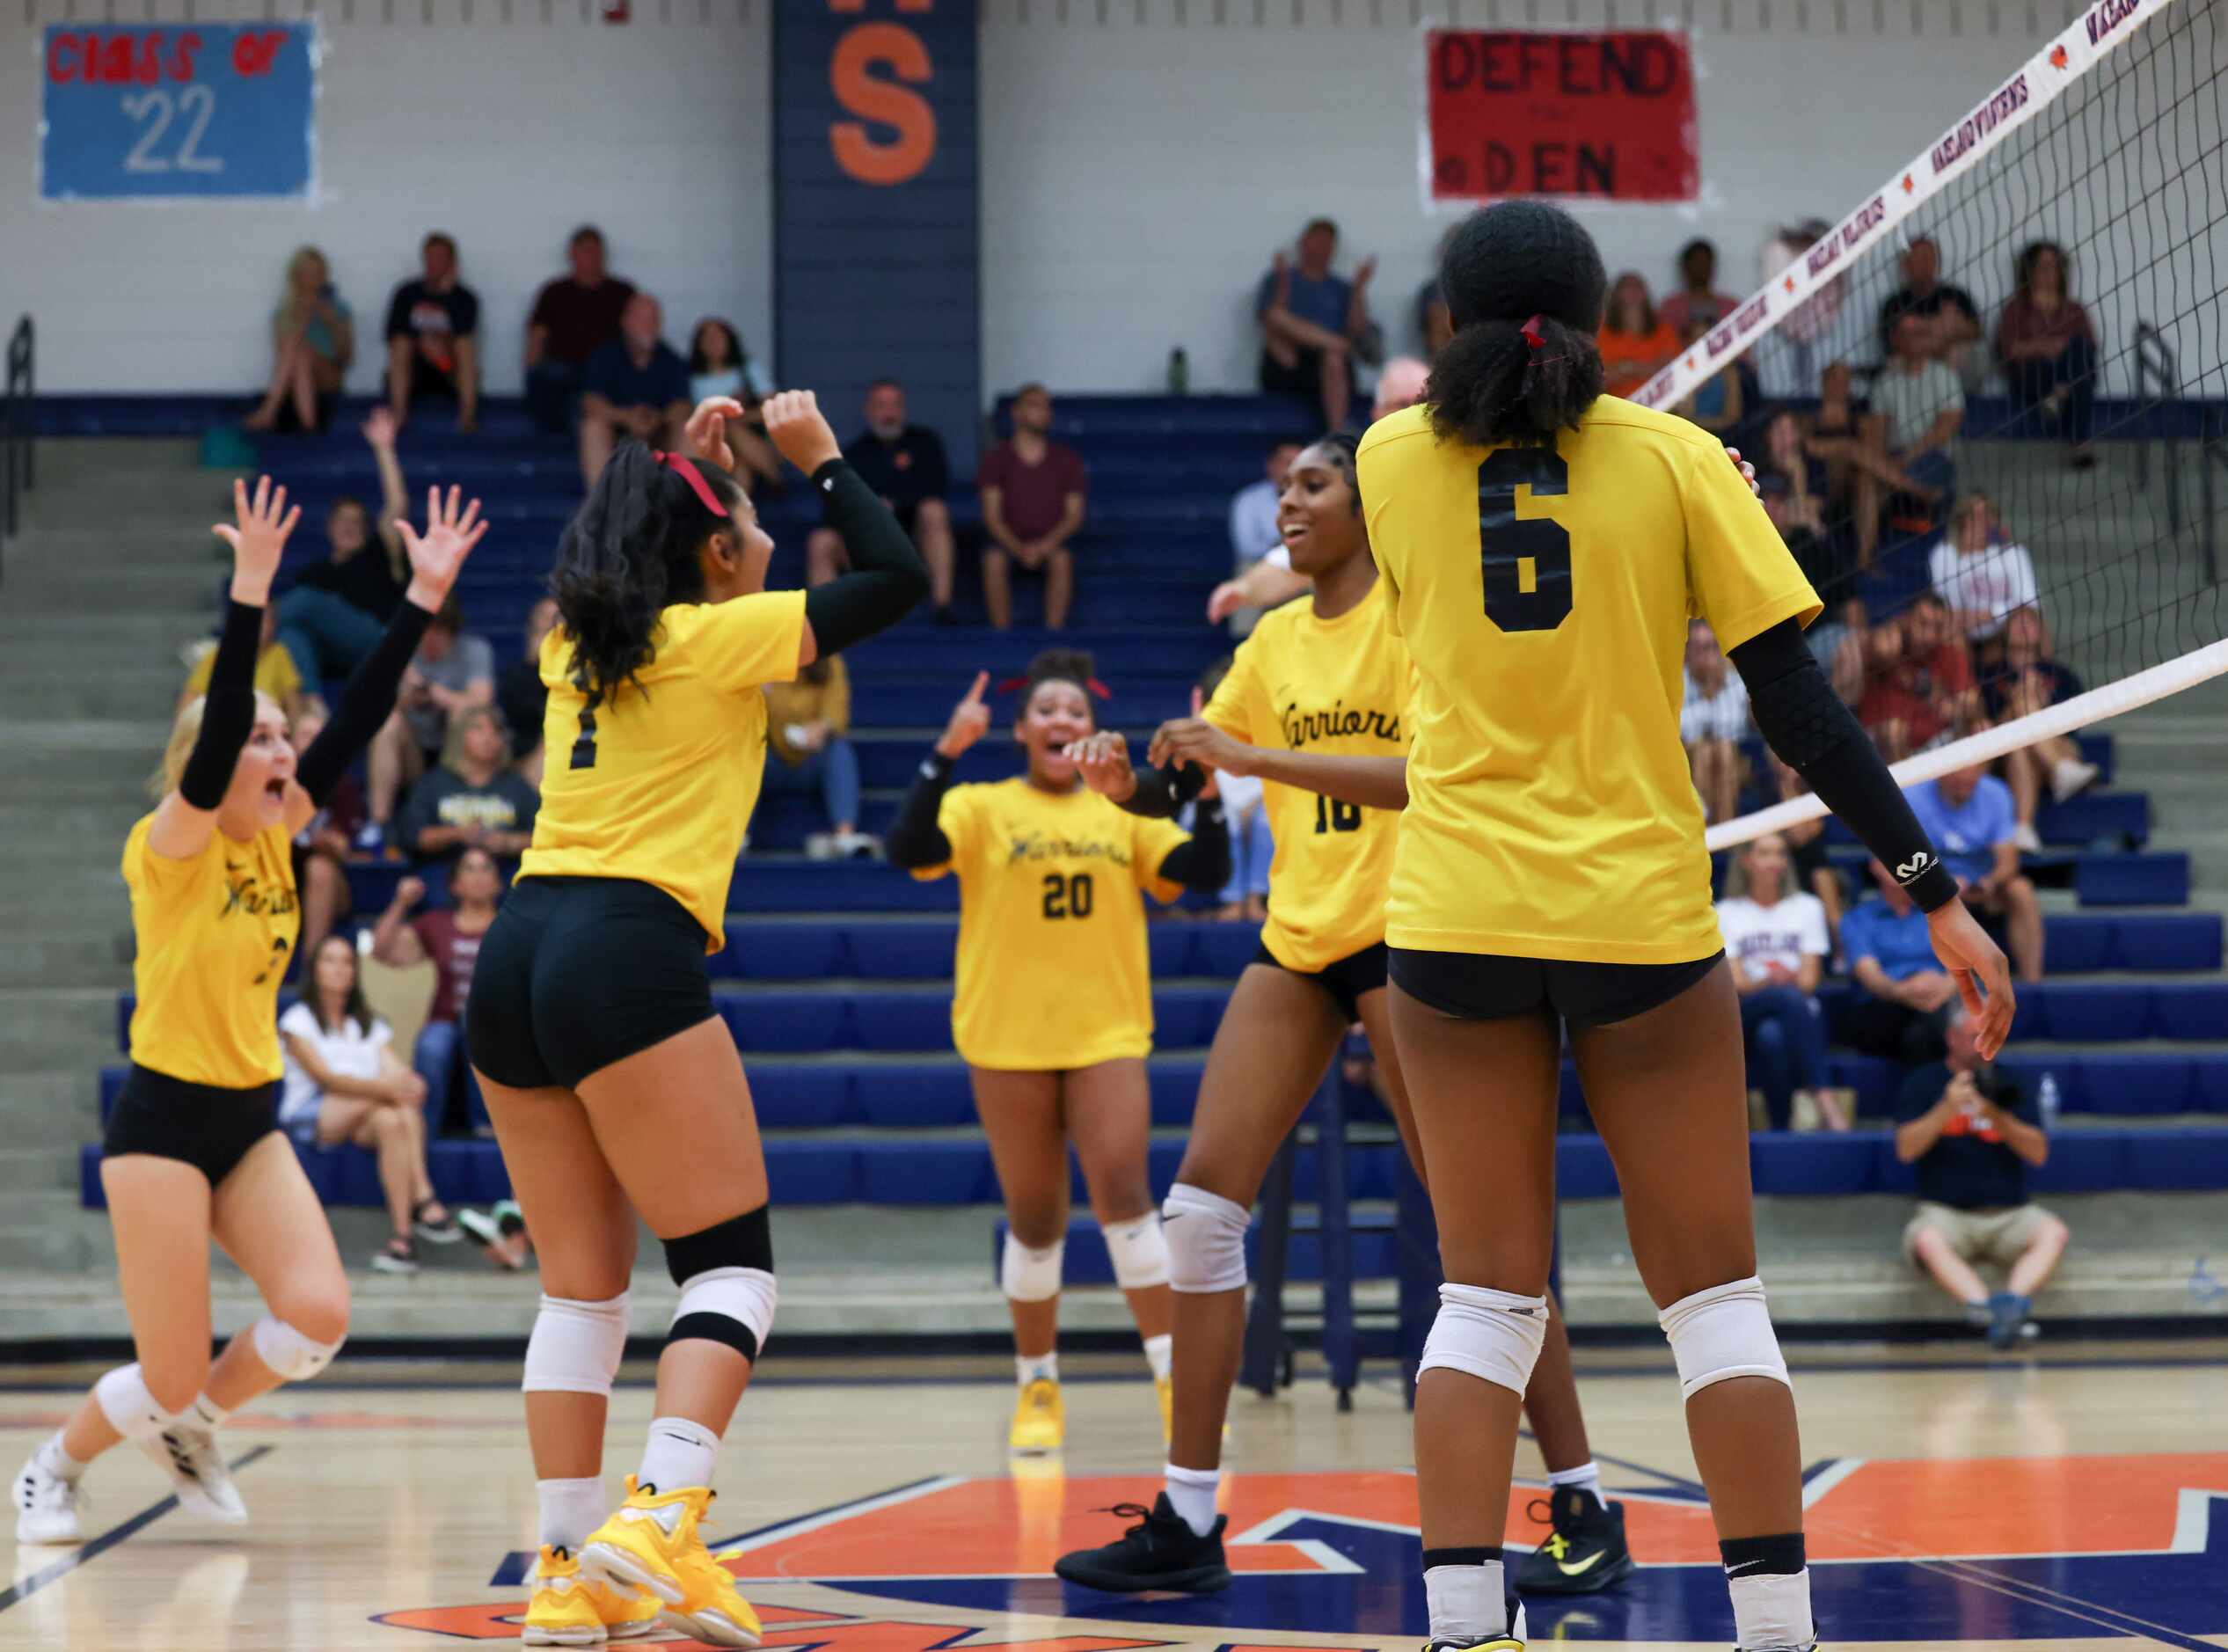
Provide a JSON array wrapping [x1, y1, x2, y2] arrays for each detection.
[[2, 314, 34, 571]]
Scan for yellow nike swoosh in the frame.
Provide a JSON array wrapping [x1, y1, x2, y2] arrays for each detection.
[[1556, 1549, 1607, 1576]]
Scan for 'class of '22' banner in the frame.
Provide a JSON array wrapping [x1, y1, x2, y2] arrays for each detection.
[[1425, 29, 1699, 204], [41, 24, 317, 201]]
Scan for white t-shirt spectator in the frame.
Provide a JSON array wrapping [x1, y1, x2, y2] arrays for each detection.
[[1230, 479, 1282, 568], [278, 1001, 391, 1128], [1715, 892, 1830, 978], [1682, 669, 1750, 743], [1929, 537, 2039, 639], [1874, 361, 1964, 451]]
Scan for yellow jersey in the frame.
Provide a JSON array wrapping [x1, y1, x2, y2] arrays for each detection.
[[1357, 397, 1820, 964], [910, 778, 1190, 1071], [1202, 576, 1412, 972], [520, 592, 807, 953], [122, 813, 298, 1088]]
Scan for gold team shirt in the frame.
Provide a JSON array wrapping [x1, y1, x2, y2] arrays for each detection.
[[519, 592, 808, 953], [911, 779, 1190, 1071], [1357, 397, 1821, 964], [1202, 577, 1414, 972], [123, 814, 299, 1088]]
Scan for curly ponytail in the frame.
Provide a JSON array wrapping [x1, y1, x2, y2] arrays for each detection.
[[1425, 201, 1610, 448], [549, 440, 744, 698]]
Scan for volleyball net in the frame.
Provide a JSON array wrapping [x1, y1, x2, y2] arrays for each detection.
[[1630, 0, 2228, 852]]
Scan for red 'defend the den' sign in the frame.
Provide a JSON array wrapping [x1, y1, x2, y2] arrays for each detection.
[[1426, 30, 1700, 203]]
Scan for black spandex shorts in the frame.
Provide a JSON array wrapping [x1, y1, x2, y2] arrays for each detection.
[[1389, 947, 1725, 1029], [101, 1065, 280, 1188], [465, 876, 715, 1091], [1259, 347, 1326, 402], [1254, 940, 1387, 1025]]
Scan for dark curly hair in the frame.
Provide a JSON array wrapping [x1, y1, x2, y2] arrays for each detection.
[[1427, 201, 1609, 448], [1019, 648, 1098, 725]]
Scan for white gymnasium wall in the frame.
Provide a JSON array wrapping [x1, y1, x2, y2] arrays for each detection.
[[977, 0, 2124, 394], [0, 0, 772, 395]]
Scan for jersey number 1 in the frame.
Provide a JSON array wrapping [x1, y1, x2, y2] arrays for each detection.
[[569, 690, 604, 771], [1477, 448, 1573, 632]]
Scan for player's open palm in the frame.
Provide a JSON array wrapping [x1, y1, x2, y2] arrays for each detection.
[[1067, 732, 1135, 799], [763, 390, 843, 475], [398, 485, 489, 610], [936, 671, 992, 759], [683, 395, 746, 471], [1927, 899, 2016, 1056], [212, 476, 301, 601]]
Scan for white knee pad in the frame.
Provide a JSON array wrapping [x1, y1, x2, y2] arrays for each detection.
[[94, 1363, 186, 1441], [1001, 1233, 1065, 1303], [1163, 1183, 1249, 1294], [1418, 1283, 1550, 1397], [523, 1292, 632, 1395], [1657, 1275, 1790, 1400], [252, 1314, 345, 1384], [1101, 1211, 1171, 1290], [671, 1267, 778, 1363]]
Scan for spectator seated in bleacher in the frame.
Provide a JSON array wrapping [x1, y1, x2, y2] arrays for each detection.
[[578, 292, 692, 491], [393, 704, 537, 873], [1757, 408, 1864, 702], [1989, 605, 2100, 844], [1871, 311, 1964, 532], [495, 596, 558, 790], [807, 378, 956, 623], [1595, 271, 1679, 400], [363, 596, 494, 855], [288, 705, 364, 977], [977, 383, 1088, 631], [1840, 857, 1959, 1065], [1255, 216, 1379, 435], [1858, 591, 1978, 763], [383, 231, 480, 433], [245, 245, 353, 435], [1216, 440, 1302, 640], [1680, 620, 1749, 825], [1672, 316, 1743, 435], [1718, 833, 1845, 1132], [761, 654, 875, 861], [179, 596, 306, 727], [1905, 763, 2043, 982], [1659, 236, 1738, 333], [1193, 657, 1270, 923], [1931, 493, 2039, 651], [1893, 1006, 2069, 1348], [369, 852, 503, 1137], [687, 318, 782, 496], [1801, 358, 1901, 569], [1768, 754, 1849, 956], [525, 224, 634, 435], [278, 934, 459, 1276], [1998, 240, 2099, 468], [274, 411, 410, 686], [1878, 234, 1987, 390]]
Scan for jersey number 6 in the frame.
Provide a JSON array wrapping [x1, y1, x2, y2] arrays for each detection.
[[1477, 448, 1573, 632]]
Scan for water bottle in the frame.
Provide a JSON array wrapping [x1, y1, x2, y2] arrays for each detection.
[[2037, 1071, 2061, 1130], [1167, 347, 1190, 396]]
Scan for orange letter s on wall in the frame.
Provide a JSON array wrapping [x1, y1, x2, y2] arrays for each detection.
[[830, 22, 936, 186]]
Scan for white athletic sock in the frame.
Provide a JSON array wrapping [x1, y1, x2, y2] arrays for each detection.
[[33, 1433, 88, 1485], [538, 1475, 609, 1554], [637, 1417, 720, 1495], [1016, 1352, 1059, 1388], [1142, 1334, 1173, 1384], [1728, 1568, 1815, 1650], [1545, 1459, 1606, 1510], [1422, 1558, 1506, 1642], [189, 1394, 230, 1431], [1162, 1461, 1220, 1538]]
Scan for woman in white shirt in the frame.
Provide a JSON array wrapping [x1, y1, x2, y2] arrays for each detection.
[[1930, 493, 2040, 642], [279, 934, 457, 1274], [1716, 834, 1845, 1132]]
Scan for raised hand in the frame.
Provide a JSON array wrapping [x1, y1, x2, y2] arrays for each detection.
[[684, 395, 747, 472], [1354, 254, 1378, 288], [397, 484, 490, 612], [1149, 695, 1256, 778], [936, 670, 992, 759], [392, 875, 427, 910], [763, 390, 844, 476], [1065, 731, 1136, 800], [212, 475, 302, 604], [1927, 900, 2016, 1056], [362, 406, 399, 451], [1207, 581, 1246, 624]]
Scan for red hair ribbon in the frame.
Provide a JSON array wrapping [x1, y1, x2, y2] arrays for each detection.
[[997, 674, 1113, 700], [1520, 314, 1548, 353], [650, 450, 727, 518]]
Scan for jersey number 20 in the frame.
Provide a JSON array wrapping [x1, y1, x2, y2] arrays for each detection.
[[1041, 873, 1093, 919], [1477, 448, 1573, 632]]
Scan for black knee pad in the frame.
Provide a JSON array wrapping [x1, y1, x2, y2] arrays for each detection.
[[662, 1204, 774, 1288]]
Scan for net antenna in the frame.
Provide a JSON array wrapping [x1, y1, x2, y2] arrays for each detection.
[[1634, 0, 2227, 852]]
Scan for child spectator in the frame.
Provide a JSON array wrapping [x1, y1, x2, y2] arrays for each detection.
[[1680, 620, 1749, 823], [384, 231, 480, 432], [274, 411, 411, 685], [1930, 493, 2039, 643], [1673, 316, 1742, 435], [245, 246, 352, 434], [1659, 238, 1738, 333], [1596, 272, 1679, 399], [761, 655, 874, 860], [525, 225, 636, 434], [687, 318, 782, 495], [1255, 217, 1378, 435], [1998, 241, 2099, 466], [1840, 859, 1960, 1064], [1905, 764, 2043, 981], [278, 934, 459, 1275], [1717, 833, 1843, 1131], [578, 293, 691, 489], [496, 596, 559, 789], [369, 851, 504, 1137], [978, 384, 1089, 630], [1989, 606, 2099, 847], [394, 705, 538, 870], [364, 597, 495, 853], [807, 379, 956, 622], [179, 598, 304, 726], [1859, 593, 1977, 760]]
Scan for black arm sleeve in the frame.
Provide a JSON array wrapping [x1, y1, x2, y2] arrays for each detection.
[[1157, 798, 1231, 894], [178, 599, 267, 809], [1730, 618, 1962, 912], [801, 460, 931, 654], [296, 600, 435, 807], [1110, 759, 1209, 820], [883, 749, 957, 870]]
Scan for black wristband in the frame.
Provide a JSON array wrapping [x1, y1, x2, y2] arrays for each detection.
[[177, 599, 267, 809], [884, 748, 958, 869], [1113, 758, 1208, 820]]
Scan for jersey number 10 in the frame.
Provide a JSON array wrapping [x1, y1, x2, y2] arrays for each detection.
[[1314, 795, 1362, 834], [1477, 448, 1573, 632]]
